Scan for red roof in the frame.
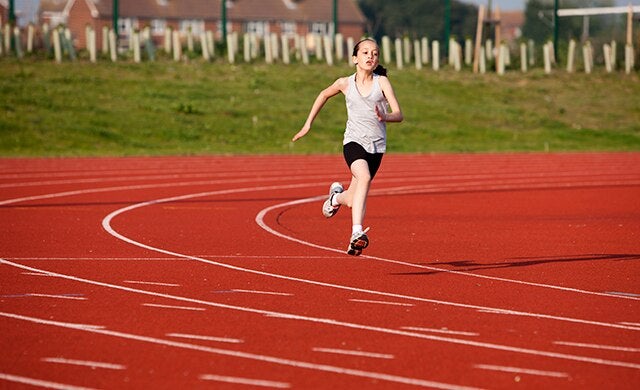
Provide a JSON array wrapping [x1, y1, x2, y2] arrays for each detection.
[[58, 0, 365, 23]]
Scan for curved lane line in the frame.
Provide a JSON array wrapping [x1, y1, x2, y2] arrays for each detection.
[[0, 311, 476, 390], [2, 259, 639, 371], [256, 186, 640, 302]]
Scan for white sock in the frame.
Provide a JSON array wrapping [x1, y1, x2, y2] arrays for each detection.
[[331, 193, 340, 207], [352, 225, 363, 234]]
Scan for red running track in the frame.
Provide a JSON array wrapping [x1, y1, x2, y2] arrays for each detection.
[[1, 153, 639, 389]]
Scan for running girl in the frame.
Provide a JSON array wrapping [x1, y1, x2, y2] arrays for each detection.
[[292, 38, 403, 255]]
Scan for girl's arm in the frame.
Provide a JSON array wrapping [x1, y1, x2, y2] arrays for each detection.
[[292, 78, 346, 142], [376, 76, 404, 123]]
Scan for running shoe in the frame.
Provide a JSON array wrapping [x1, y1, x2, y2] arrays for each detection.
[[322, 182, 344, 218], [347, 229, 369, 256]]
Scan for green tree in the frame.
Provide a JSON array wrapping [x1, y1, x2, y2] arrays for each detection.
[[358, 0, 477, 43]]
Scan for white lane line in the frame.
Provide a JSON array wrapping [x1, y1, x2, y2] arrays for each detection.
[[474, 364, 570, 378], [100, 187, 640, 335], [6, 255, 342, 261], [199, 374, 290, 388], [256, 191, 640, 302], [21, 272, 55, 276], [142, 303, 205, 311], [0, 311, 478, 390], [313, 347, 395, 360], [0, 175, 323, 206], [349, 299, 415, 307], [605, 291, 640, 298], [0, 372, 97, 390], [1, 293, 86, 300], [124, 280, 180, 287], [42, 357, 126, 370], [554, 341, 640, 352], [167, 333, 244, 344], [5, 175, 638, 301], [230, 289, 293, 296], [619, 322, 640, 327], [401, 327, 479, 337], [5, 259, 638, 370]]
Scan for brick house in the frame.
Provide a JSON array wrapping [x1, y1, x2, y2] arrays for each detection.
[[40, 0, 366, 50], [1, 0, 8, 26]]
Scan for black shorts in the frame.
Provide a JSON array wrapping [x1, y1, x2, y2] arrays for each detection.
[[343, 142, 384, 179]]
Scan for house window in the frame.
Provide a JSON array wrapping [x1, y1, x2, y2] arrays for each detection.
[[180, 20, 205, 35], [245, 21, 269, 36], [150, 19, 166, 36], [280, 22, 296, 36], [119, 18, 138, 35], [310, 22, 328, 36]]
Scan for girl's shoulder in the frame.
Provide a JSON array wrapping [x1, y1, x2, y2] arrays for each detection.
[[331, 76, 351, 92]]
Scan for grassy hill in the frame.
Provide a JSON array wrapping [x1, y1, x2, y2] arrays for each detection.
[[1, 59, 639, 156]]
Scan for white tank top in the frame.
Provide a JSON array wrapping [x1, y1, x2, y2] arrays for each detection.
[[343, 74, 388, 153]]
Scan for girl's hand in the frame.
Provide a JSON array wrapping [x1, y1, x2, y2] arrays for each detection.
[[375, 105, 386, 122], [292, 126, 310, 142]]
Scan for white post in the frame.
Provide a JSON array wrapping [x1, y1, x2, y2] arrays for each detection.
[[4, 25, 11, 53], [335, 33, 343, 61], [270, 33, 279, 61], [403, 36, 411, 64], [382, 36, 391, 64], [207, 30, 215, 58], [102, 26, 109, 54], [610, 40, 617, 69], [432, 40, 439, 71], [453, 41, 461, 71], [543, 43, 551, 74], [314, 34, 323, 60], [164, 27, 172, 53], [201, 33, 210, 61], [448, 38, 455, 66], [567, 39, 576, 73], [479, 45, 486, 74], [583, 42, 592, 74], [282, 34, 290, 64], [88, 27, 96, 63], [53, 28, 62, 62], [109, 29, 117, 62], [264, 34, 273, 64], [243, 33, 251, 62], [226, 32, 235, 64], [323, 35, 333, 66], [172, 30, 181, 61], [346, 37, 354, 62], [413, 39, 422, 70], [133, 31, 141, 63], [625, 44, 634, 74], [421, 37, 429, 64], [395, 38, 403, 69], [13, 27, 23, 58], [300, 34, 309, 65], [497, 43, 505, 75], [485, 39, 493, 61], [27, 24, 35, 53], [520, 42, 527, 72], [528, 39, 535, 66], [186, 28, 193, 52], [603, 44, 612, 73], [465, 38, 472, 66]]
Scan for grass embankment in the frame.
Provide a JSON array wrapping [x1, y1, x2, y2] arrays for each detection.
[[1, 59, 638, 156]]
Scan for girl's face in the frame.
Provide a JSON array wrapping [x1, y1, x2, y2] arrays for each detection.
[[353, 40, 380, 71]]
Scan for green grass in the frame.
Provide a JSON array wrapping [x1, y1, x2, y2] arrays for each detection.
[[1, 58, 639, 156]]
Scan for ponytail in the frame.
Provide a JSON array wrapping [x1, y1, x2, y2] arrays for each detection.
[[374, 64, 387, 77]]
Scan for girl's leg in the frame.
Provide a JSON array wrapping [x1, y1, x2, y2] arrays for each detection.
[[335, 159, 371, 229]]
